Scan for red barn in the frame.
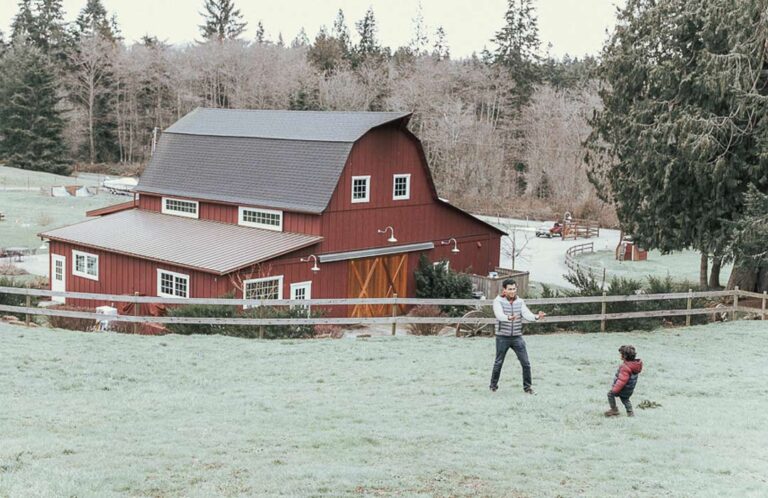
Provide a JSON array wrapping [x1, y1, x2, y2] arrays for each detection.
[[41, 109, 504, 316]]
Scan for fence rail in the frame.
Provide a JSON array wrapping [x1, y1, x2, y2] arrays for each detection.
[[1, 286, 764, 330]]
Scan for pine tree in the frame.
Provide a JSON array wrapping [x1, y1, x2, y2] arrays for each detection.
[[331, 9, 351, 57], [10, 0, 35, 40], [74, 0, 116, 41], [199, 0, 247, 41], [291, 27, 309, 48], [409, 2, 429, 55], [432, 26, 449, 60], [491, 0, 541, 111], [254, 20, 266, 44], [586, 0, 768, 291], [0, 43, 70, 174], [308, 26, 345, 74], [355, 7, 380, 61]]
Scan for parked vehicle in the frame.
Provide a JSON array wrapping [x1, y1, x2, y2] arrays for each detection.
[[535, 222, 562, 238]]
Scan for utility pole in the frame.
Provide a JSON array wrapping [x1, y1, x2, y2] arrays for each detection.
[[151, 127, 159, 156]]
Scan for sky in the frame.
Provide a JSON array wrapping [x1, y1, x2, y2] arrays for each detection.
[[0, 0, 619, 59]]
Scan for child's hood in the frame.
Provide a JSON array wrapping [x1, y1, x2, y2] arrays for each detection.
[[626, 359, 643, 374]]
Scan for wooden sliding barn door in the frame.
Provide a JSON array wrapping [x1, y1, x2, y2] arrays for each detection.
[[348, 254, 408, 317]]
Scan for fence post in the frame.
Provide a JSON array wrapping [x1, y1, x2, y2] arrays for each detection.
[[685, 288, 692, 327], [391, 293, 397, 336], [25, 293, 31, 327], [732, 286, 739, 321], [600, 291, 607, 332], [762, 291, 766, 321], [132, 292, 139, 334], [258, 305, 265, 340]]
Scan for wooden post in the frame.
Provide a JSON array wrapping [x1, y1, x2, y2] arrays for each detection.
[[259, 306, 264, 339], [732, 286, 739, 321], [132, 292, 139, 334], [600, 291, 607, 332], [391, 293, 397, 336], [685, 289, 692, 327], [25, 294, 31, 327], [762, 291, 766, 321]]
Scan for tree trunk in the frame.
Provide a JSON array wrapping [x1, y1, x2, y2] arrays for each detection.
[[727, 259, 758, 292], [757, 266, 768, 293], [709, 255, 723, 289], [699, 252, 708, 289]]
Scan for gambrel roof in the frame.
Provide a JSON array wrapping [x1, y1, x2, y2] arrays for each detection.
[[137, 108, 411, 214]]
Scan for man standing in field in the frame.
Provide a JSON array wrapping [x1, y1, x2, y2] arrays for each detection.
[[489, 279, 545, 394]]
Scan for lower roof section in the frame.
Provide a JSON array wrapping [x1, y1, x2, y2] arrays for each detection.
[[40, 209, 323, 275], [318, 242, 435, 263]]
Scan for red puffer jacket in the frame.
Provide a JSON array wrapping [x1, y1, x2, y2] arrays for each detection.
[[611, 359, 643, 395]]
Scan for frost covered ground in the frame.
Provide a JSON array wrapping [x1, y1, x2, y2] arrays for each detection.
[[2, 320, 767, 497]]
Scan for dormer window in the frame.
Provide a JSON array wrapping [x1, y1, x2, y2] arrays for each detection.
[[239, 207, 283, 231], [351, 175, 370, 203], [162, 197, 199, 218], [393, 174, 411, 200]]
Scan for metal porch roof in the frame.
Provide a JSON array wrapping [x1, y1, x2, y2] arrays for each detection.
[[40, 210, 323, 275]]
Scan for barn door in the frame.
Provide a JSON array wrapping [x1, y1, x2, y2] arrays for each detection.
[[52, 254, 66, 303], [348, 254, 408, 317]]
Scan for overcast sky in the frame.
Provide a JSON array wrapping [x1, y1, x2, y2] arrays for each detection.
[[0, 0, 619, 59]]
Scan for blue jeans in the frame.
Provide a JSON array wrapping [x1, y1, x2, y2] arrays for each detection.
[[490, 335, 531, 390]]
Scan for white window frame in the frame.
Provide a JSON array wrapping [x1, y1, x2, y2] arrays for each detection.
[[433, 260, 450, 271], [393, 173, 411, 200], [161, 197, 199, 219], [243, 275, 284, 308], [72, 250, 99, 280], [351, 175, 371, 203], [290, 281, 312, 310], [157, 269, 190, 298], [238, 206, 283, 231]]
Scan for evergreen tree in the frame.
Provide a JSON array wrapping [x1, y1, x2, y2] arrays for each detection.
[[308, 27, 345, 74], [291, 27, 309, 48], [355, 7, 381, 61], [585, 0, 768, 291], [491, 0, 541, 111], [331, 9, 351, 57], [74, 0, 116, 41], [729, 185, 768, 290], [276, 32, 284, 47], [432, 26, 449, 60], [254, 20, 266, 44], [10, 0, 35, 40], [199, 0, 247, 41], [0, 43, 70, 174], [409, 1, 429, 55]]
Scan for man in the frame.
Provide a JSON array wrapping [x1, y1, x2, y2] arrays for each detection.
[[489, 279, 545, 394]]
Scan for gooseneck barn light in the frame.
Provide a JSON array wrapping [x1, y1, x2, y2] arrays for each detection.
[[377, 226, 398, 243], [300, 254, 320, 273], [442, 238, 460, 253]]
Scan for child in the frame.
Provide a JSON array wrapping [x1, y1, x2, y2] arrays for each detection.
[[605, 345, 643, 417]]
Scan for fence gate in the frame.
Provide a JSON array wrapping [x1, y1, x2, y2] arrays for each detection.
[[348, 254, 408, 317]]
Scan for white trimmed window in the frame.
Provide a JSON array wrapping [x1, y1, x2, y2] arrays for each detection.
[[157, 269, 189, 298], [243, 275, 284, 307], [72, 250, 99, 280], [433, 260, 450, 271], [351, 175, 370, 203], [238, 206, 283, 231], [393, 174, 411, 200], [161, 197, 199, 218], [290, 281, 312, 310]]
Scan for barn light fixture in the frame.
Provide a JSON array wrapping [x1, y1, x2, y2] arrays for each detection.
[[377, 226, 398, 243], [442, 238, 460, 254], [300, 254, 320, 273]]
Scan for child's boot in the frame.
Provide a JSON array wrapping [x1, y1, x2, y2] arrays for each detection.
[[604, 408, 620, 417], [626, 411, 634, 417]]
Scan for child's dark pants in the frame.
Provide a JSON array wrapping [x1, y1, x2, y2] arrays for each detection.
[[607, 392, 633, 414]]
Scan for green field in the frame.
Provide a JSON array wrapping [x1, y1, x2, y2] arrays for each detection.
[[0, 165, 100, 189], [575, 249, 734, 286], [1, 321, 766, 497]]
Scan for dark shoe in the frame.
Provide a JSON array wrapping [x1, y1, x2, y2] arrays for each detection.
[[627, 411, 635, 417], [604, 409, 620, 417], [490, 386, 498, 392], [524, 388, 536, 395]]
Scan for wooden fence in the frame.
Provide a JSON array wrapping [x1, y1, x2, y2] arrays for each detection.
[[1, 287, 765, 335], [467, 267, 530, 298]]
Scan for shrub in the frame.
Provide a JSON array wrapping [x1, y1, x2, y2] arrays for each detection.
[[413, 254, 474, 317], [47, 305, 97, 331], [165, 304, 321, 339], [314, 324, 344, 338], [0, 276, 38, 320], [406, 305, 445, 335]]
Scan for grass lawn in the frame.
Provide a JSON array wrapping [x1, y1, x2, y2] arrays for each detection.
[[0, 191, 115, 248], [1, 321, 767, 497], [0, 165, 100, 189], [575, 249, 735, 286]]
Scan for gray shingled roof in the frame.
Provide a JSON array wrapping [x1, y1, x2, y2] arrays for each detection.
[[165, 108, 411, 142], [40, 210, 323, 275], [137, 108, 411, 213]]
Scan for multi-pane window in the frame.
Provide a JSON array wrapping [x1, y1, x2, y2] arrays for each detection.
[[54, 260, 64, 281], [238, 207, 283, 231], [393, 174, 411, 200], [162, 197, 199, 218], [72, 250, 99, 280], [244, 276, 283, 306], [290, 281, 312, 311], [351, 175, 370, 203], [157, 270, 189, 298]]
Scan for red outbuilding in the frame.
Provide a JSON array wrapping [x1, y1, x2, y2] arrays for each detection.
[[41, 109, 504, 316]]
